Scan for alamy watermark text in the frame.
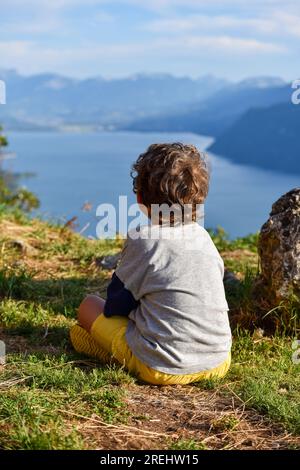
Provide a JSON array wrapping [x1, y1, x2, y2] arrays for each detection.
[[291, 79, 300, 105], [0, 80, 6, 104]]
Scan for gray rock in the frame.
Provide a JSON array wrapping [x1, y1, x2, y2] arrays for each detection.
[[95, 253, 121, 270], [223, 268, 240, 288], [258, 188, 300, 302], [6, 239, 36, 255]]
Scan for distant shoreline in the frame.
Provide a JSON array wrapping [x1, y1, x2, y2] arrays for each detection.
[[4, 127, 215, 147]]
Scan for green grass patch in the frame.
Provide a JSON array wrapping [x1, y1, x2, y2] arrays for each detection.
[[170, 439, 207, 450], [229, 331, 300, 434], [0, 353, 133, 449], [209, 227, 259, 253]]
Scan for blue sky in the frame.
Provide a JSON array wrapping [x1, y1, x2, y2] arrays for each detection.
[[0, 0, 299, 80]]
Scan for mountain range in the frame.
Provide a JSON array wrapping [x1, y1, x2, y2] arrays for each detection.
[[123, 77, 298, 175], [0, 69, 298, 174], [125, 78, 290, 137], [208, 102, 300, 174], [0, 69, 228, 130]]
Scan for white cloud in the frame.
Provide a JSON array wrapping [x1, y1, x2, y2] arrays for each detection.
[[144, 12, 300, 38], [2, 0, 299, 39], [4, 0, 299, 13], [271, 11, 300, 37], [81, 0, 300, 14], [2, 10, 114, 36], [93, 0, 300, 10], [0, 0, 296, 78], [168, 35, 286, 54], [1, 0, 100, 9], [1, 17, 62, 35], [0, 1, 115, 38], [0, 40, 32, 58], [144, 15, 277, 35], [0, 35, 286, 76]]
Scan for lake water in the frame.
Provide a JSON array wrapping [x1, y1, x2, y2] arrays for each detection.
[[3, 130, 299, 239]]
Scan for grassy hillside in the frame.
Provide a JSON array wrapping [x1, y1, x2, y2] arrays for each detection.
[[0, 209, 299, 450]]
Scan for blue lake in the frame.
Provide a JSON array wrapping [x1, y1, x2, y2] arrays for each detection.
[[3, 130, 299, 238]]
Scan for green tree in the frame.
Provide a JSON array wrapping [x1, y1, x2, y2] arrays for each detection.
[[0, 125, 40, 211], [0, 125, 8, 150]]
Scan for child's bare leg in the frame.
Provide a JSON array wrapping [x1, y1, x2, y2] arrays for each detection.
[[77, 295, 105, 332]]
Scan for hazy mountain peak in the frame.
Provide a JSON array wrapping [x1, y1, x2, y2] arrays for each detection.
[[237, 76, 286, 89], [0, 68, 19, 79], [128, 72, 174, 81], [0, 69, 287, 135], [42, 78, 71, 90]]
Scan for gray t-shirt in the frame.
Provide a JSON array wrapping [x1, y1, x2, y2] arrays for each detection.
[[115, 223, 232, 375]]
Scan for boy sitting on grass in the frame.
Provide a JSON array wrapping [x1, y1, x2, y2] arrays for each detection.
[[70, 143, 232, 385]]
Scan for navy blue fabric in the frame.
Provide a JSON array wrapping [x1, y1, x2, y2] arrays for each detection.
[[104, 272, 139, 318]]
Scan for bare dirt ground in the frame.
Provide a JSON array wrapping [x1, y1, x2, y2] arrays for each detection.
[[76, 384, 300, 450]]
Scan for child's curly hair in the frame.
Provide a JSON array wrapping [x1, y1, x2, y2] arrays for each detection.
[[131, 143, 210, 222]]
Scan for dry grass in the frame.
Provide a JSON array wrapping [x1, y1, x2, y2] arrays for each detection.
[[74, 384, 300, 450]]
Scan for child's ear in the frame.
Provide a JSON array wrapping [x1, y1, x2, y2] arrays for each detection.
[[137, 192, 150, 218], [137, 192, 143, 205]]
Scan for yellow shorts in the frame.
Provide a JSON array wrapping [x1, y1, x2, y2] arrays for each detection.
[[70, 314, 231, 386]]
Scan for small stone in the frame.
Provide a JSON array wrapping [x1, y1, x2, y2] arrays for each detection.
[[95, 253, 121, 270], [253, 328, 264, 340], [7, 239, 28, 255], [223, 269, 240, 287], [243, 439, 253, 447]]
